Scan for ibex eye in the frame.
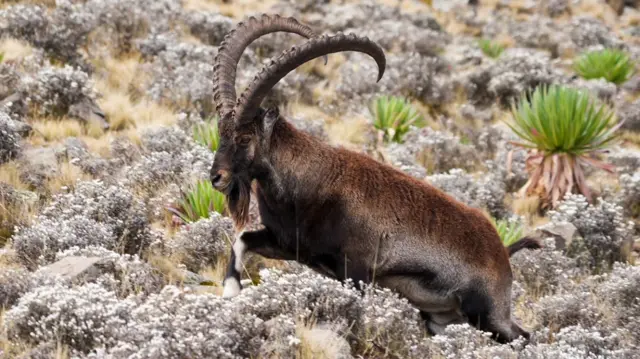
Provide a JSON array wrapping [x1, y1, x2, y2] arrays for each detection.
[[238, 136, 251, 145]]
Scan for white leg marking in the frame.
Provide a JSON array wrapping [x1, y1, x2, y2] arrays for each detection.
[[233, 231, 246, 273], [222, 277, 241, 298]]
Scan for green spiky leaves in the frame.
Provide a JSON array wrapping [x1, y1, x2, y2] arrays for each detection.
[[167, 180, 226, 224], [490, 218, 524, 247], [370, 96, 425, 143], [193, 116, 220, 152], [478, 38, 505, 59], [573, 48, 636, 85], [505, 85, 623, 208]]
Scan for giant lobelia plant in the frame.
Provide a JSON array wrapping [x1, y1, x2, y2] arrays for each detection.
[[505, 85, 624, 209]]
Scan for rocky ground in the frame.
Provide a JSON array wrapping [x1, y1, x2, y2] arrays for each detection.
[[0, 0, 639, 358]]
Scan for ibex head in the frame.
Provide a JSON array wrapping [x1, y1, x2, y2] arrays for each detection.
[[209, 14, 385, 229]]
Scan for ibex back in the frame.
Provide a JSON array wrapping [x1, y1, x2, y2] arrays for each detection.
[[209, 14, 540, 343]]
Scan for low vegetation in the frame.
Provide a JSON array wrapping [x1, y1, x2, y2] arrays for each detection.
[[491, 217, 524, 247], [192, 116, 220, 152], [370, 95, 425, 144], [167, 179, 226, 225], [478, 38, 505, 58], [573, 48, 636, 84]]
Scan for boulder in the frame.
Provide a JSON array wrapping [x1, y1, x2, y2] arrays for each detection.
[[39, 256, 104, 283], [530, 222, 579, 252]]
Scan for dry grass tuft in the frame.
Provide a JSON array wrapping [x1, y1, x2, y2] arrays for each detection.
[[184, 0, 277, 18], [0, 162, 29, 192], [93, 55, 144, 95], [30, 118, 84, 142], [295, 322, 351, 359], [45, 160, 93, 194], [326, 116, 370, 148], [0, 38, 34, 63], [148, 254, 190, 287], [512, 196, 546, 224]]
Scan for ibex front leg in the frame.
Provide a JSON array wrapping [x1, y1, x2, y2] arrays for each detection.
[[222, 227, 296, 298]]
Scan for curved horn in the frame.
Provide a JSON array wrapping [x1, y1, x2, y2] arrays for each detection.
[[213, 14, 319, 119], [234, 33, 386, 125]]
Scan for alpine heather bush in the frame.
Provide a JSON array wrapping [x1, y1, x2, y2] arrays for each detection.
[[42, 0, 97, 63], [607, 147, 640, 175], [123, 146, 214, 195], [0, 111, 20, 164], [430, 323, 523, 358], [182, 11, 234, 46], [465, 49, 560, 107], [12, 215, 117, 270], [0, 2, 97, 63], [85, 0, 152, 54], [104, 286, 267, 358], [140, 126, 195, 154], [510, 239, 586, 297], [3, 282, 136, 353], [139, 37, 218, 113], [233, 268, 363, 327], [568, 17, 625, 50], [596, 263, 640, 338], [0, 267, 32, 309], [386, 127, 479, 174], [169, 213, 234, 272], [358, 285, 425, 356], [549, 194, 635, 270], [39, 180, 153, 255], [54, 246, 166, 298], [22, 64, 97, 117], [0, 5, 48, 46], [335, 52, 451, 114], [619, 172, 640, 217], [549, 325, 634, 358], [426, 169, 508, 219], [259, 314, 300, 359], [535, 291, 603, 331], [109, 135, 142, 166]]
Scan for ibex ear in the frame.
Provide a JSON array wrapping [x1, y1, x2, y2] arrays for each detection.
[[262, 106, 280, 142]]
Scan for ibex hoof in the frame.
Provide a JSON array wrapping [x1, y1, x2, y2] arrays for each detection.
[[221, 277, 241, 298]]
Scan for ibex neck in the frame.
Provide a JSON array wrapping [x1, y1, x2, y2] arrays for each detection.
[[257, 119, 331, 201]]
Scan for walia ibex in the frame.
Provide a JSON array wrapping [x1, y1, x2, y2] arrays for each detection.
[[209, 14, 540, 343]]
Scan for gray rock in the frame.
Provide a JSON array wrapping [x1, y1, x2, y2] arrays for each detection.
[[0, 92, 29, 123], [534, 222, 579, 252], [564, 78, 618, 102], [68, 97, 109, 130], [617, 98, 640, 132], [0, 110, 21, 164], [39, 256, 104, 282], [17, 146, 61, 189]]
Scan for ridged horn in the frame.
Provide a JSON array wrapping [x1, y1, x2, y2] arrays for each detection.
[[213, 14, 319, 120], [233, 33, 386, 125]]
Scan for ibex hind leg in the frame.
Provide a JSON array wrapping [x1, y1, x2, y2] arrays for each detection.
[[421, 310, 467, 336]]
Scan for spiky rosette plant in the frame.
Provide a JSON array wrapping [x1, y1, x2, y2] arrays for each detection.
[[490, 217, 524, 247], [370, 95, 425, 144], [192, 115, 220, 152], [478, 38, 505, 59], [573, 48, 636, 85], [167, 179, 227, 225], [505, 85, 623, 209]]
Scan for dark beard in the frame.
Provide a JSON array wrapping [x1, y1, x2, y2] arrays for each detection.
[[226, 176, 251, 231]]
